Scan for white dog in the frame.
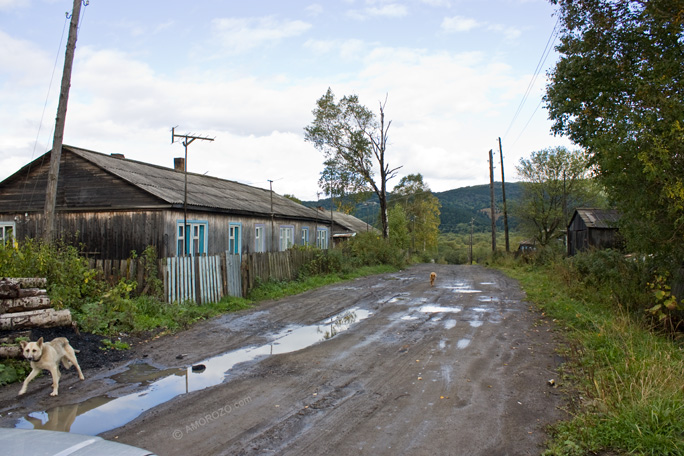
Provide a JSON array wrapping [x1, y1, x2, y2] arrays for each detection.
[[19, 337, 84, 396]]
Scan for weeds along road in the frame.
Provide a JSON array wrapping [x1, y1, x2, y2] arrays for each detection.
[[5, 264, 566, 455]]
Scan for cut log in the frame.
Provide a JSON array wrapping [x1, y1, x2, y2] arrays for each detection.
[[0, 309, 72, 330], [18, 288, 48, 298], [12, 278, 47, 288], [0, 345, 22, 359], [0, 280, 20, 299], [0, 296, 52, 314], [0, 278, 48, 298]]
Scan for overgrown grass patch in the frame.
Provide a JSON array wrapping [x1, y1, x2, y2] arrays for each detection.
[[501, 265, 684, 455]]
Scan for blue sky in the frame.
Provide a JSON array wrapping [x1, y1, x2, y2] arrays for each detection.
[[0, 0, 572, 201]]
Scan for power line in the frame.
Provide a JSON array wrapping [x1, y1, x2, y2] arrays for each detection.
[[502, 16, 560, 142]]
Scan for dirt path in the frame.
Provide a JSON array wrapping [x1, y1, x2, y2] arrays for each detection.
[[0, 264, 566, 455]]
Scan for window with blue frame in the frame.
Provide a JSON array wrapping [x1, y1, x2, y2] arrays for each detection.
[[176, 220, 208, 256], [255, 224, 265, 252], [302, 227, 310, 246], [0, 222, 15, 244], [316, 227, 329, 249], [229, 223, 241, 255], [279, 225, 294, 251]]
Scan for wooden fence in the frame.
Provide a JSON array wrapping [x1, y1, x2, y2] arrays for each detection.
[[88, 249, 322, 305]]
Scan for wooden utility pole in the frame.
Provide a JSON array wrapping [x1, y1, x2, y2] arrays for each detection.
[[269, 179, 275, 251], [488, 149, 496, 253], [43, 0, 84, 242], [171, 128, 214, 256], [469, 217, 474, 265], [498, 137, 510, 253]]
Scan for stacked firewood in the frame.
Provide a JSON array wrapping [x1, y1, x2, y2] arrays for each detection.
[[0, 278, 73, 358]]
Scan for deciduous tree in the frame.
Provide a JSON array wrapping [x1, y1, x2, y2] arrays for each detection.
[[305, 88, 401, 238], [391, 174, 441, 253], [545, 0, 684, 260]]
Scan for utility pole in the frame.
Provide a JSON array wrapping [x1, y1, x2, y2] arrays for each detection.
[[488, 149, 497, 253], [43, 0, 86, 242], [171, 127, 214, 256], [469, 218, 474, 265], [498, 137, 510, 253], [269, 179, 275, 251]]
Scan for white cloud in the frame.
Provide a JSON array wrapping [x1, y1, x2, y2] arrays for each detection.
[[347, 2, 408, 20], [0, 0, 29, 10], [305, 3, 323, 16], [441, 15, 481, 33], [210, 16, 312, 54]]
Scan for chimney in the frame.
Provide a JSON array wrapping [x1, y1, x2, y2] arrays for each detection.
[[174, 157, 185, 172], [110, 153, 125, 159]]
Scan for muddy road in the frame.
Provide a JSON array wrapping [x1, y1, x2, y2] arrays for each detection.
[[0, 264, 566, 455]]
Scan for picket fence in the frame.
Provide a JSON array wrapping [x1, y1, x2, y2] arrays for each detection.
[[89, 249, 321, 305]]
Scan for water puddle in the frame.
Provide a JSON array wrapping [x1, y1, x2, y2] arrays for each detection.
[[15, 308, 370, 436], [419, 305, 462, 314], [457, 338, 471, 349]]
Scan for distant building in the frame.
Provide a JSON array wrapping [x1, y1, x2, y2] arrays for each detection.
[[567, 208, 621, 256]]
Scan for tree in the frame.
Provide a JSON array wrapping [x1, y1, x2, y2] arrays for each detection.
[[319, 157, 371, 214], [514, 146, 599, 246], [391, 174, 441, 253], [545, 0, 684, 260], [305, 88, 401, 238], [388, 205, 410, 250]]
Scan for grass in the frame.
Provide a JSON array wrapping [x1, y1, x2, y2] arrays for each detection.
[[501, 264, 684, 455]]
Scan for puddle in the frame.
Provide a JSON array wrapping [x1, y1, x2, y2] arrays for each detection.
[[419, 305, 462, 314], [15, 308, 370, 436], [469, 320, 483, 328], [457, 339, 471, 349], [444, 319, 457, 330]]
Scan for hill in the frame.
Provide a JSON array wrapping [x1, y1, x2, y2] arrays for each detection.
[[302, 182, 523, 234]]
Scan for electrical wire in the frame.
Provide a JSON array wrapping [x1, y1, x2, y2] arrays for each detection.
[[502, 16, 560, 143]]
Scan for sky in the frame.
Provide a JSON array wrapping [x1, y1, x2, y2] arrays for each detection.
[[0, 0, 573, 202]]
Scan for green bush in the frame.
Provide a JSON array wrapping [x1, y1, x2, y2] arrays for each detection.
[[344, 231, 406, 268]]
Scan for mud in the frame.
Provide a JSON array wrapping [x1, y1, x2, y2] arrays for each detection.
[[0, 264, 566, 455]]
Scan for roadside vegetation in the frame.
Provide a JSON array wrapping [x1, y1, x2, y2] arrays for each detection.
[[0, 232, 404, 385], [497, 248, 684, 455]]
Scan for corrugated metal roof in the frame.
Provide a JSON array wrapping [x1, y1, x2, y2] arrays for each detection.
[[66, 146, 331, 222], [331, 210, 379, 234], [575, 208, 620, 229]]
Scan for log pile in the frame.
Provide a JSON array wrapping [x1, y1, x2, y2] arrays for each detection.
[[0, 278, 73, 358]]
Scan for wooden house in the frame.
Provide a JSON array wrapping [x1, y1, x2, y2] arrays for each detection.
[[0, 145, 348, 259], [567, 208, 621, 256]]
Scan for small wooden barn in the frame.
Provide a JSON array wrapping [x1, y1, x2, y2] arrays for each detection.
[[567, 208, 621, 256], [0, 145, 352, 259]]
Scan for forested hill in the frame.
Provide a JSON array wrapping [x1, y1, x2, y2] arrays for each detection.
[[435, 182, 522, 233], [302, 182, 523, 234]]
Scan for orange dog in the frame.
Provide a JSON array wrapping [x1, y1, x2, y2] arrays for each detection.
[[430, 272, 436, 287]]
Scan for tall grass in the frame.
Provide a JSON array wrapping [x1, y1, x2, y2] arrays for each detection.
[[502, 260, 684, 455]]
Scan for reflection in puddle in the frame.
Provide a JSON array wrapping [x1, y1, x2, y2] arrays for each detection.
[[419, 305, 462, 314], [457, 339, 471, 349], [16, 308, 370, 436], [444, 319, 457, 330], [469, 320, 483, 328]]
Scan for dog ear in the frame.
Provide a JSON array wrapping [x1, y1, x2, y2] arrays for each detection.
[[20, 340, 27, 349], [37, 337, 44, 347]]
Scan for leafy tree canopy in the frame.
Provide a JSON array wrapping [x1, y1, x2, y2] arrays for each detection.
[[546, 0, 684, 260]]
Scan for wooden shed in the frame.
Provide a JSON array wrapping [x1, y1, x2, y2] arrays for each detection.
[[567, 208, 621, 256], [0, 145, 347, 259]]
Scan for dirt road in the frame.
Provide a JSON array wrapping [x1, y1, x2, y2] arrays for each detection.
[[0, 264, 566, 455]]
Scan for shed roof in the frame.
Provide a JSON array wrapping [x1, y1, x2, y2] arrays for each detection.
[[572, 208, 620, 229], [65, 146, 331, 222]]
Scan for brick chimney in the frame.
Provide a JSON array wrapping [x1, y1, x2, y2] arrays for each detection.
[[174, 157, 185, 172]]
